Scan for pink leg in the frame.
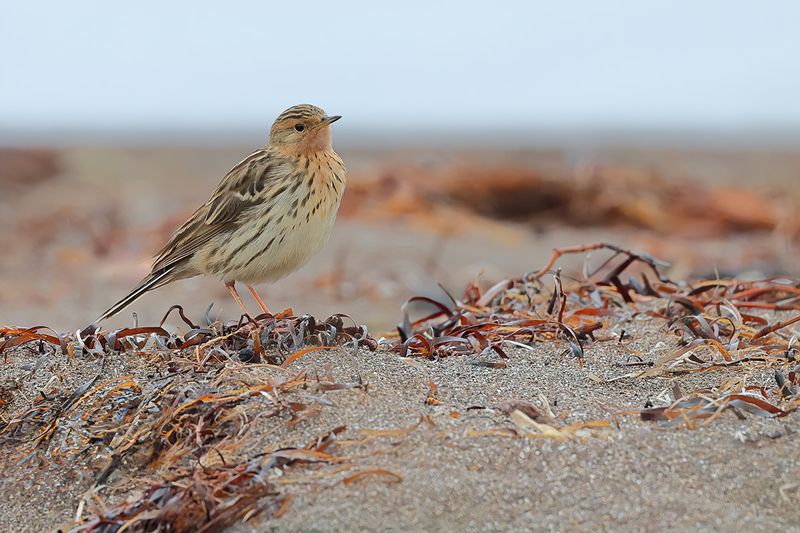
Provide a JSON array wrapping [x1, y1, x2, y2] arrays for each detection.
[[248, 285, 271, 315]]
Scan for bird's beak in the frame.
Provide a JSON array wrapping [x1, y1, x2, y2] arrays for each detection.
[[318, 115, 342, 127]]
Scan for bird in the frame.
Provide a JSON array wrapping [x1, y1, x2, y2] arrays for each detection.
[[96, 104, 345, 323]]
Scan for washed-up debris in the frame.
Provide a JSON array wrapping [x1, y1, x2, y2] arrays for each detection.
[[0, 308, 376, 361], [2, 242, 800, 531], [641, 375, 798, 429]]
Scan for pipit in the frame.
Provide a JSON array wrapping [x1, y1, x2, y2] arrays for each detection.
[[96, 104, 345, 322]]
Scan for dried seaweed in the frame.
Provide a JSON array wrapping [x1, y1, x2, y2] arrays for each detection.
[[392, 242, 800, 381], [392, 242, 669, 361], [0, 312, 375, 531], [508, 409, 611, 440], [67, 425, 348, 533], [342, 468, 403, 485], [0, 312, 376, 362], [3, 241, 800, 530], [69, 457, 279, 532], [641, 384, 797, 428]]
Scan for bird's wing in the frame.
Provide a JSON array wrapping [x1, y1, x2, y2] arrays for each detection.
[[150, 148, 279, 272]]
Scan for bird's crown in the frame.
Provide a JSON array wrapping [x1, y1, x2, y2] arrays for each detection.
[[273, 104, 327, 124]]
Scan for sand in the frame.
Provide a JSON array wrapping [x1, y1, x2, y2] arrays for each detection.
[[0, 317, 797, 532]]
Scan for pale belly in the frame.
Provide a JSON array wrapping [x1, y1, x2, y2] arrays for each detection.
[[204, 206, 339, 285], [224, 211, 336, 284]]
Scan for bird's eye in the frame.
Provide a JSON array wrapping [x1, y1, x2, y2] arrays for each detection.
[[294, 124, 305, 132]]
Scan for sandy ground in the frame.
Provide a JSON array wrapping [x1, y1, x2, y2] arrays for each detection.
[[0, 317, 797, 532], [1, 144, 799, 531]]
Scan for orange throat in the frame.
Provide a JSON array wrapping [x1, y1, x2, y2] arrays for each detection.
[[296, 126, 333, 156]]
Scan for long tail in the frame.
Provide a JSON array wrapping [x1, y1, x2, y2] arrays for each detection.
[[95, 267, 176, 323]]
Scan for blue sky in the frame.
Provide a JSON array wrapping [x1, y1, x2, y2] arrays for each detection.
[[2, 1, 799, 133]]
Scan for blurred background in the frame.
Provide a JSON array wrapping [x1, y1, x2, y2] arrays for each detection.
[[2, 1, 799, 331]]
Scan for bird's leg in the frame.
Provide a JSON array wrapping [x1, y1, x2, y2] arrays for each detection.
[[247, 285, 271, 315], [225, 281, 252, 318]]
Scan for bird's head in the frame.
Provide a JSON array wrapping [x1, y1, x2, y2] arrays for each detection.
[[269, 104, 341, 154]]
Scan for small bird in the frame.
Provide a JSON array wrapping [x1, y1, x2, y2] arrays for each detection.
[[96, 104, 345, 322]]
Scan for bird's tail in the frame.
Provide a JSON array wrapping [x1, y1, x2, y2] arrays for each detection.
[[95, 267, 176, 323]]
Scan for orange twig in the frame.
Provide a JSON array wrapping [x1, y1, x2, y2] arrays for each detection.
[[751, 314, 800, 341], [529, 242, 608, 281]]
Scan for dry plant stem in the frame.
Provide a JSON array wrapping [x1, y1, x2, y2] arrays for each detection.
[[248, 286, 271, 315], [529, 242, 609, 281], [751, 314, 800, 341]]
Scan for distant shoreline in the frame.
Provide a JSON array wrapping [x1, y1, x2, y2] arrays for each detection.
[[2, 126, 800, 150]]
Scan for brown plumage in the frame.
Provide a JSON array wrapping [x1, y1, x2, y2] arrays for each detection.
[[96, 104, 345, 322]]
